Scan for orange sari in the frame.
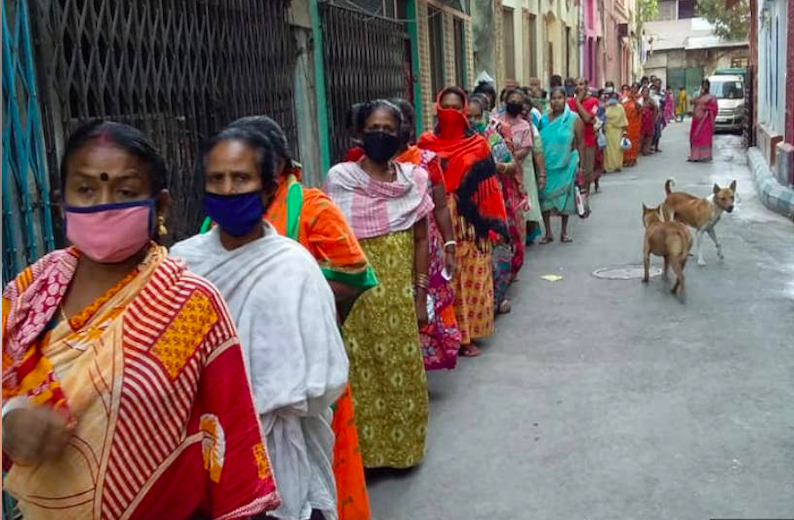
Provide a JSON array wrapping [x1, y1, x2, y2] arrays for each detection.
[[622, 96, 642, 166], [2, 246, 279, 519], [265, 169, 375, 520]]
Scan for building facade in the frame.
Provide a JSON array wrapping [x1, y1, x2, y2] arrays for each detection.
[[750, 0, 793, 188], [474, 0, 580, 90], [644, 5, 750, 96]]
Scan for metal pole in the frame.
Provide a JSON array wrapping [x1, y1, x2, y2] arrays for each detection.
[[309, 0, 332, 176], [407, 0, 424, 135]]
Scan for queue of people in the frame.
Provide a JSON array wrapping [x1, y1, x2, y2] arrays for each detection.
[[1, 75, 714, 520]]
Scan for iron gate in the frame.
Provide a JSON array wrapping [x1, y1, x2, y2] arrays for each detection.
[[320, 2, 413, 164], [29, 0, 298, 243], [2, 0, 56, 285]]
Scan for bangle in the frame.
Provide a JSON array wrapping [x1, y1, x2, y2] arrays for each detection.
[[415, 273, 429, 291], [443, 240, 456, 250]]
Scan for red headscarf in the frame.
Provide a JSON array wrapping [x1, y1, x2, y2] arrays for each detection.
[[417, 86, 507, 242]]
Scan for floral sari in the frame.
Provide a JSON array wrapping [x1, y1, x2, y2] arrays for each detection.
[[689, 94, 718, 161], [396, 146, 461, 371], [2, 245, 279, 520]]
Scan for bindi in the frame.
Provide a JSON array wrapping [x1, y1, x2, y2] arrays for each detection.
[[100, 172, 109, 182]]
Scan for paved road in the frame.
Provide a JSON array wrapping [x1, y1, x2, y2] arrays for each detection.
[[367, 122, 794, 520]]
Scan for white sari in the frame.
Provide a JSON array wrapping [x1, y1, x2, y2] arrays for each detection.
[[172, 223, 348, 520]]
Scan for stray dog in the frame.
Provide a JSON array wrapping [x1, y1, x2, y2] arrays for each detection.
[[664, 178, 736, 266], [642, 203, 692, 295]]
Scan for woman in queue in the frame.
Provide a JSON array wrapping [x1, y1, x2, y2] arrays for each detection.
[[468, 93, 516, 315], [226, 115, 376, 520], [538, 87, 584, 244], [2, 121, 280, 519], [418, 87, 508, 357], [391, 98, 462, 371], [324, 100, 433, 469], [172, 125, 349, 520]]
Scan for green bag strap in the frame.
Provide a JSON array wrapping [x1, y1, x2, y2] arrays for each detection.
[[285, 177, 303, 241], [199, 216, 212, 234]]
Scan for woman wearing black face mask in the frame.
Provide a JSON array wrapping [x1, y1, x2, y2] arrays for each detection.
[[324, 100, 433, 469]]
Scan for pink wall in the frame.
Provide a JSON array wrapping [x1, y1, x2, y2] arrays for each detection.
[[785, 0, 794, 143]]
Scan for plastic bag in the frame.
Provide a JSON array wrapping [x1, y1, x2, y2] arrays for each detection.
[[597, 130, 607, 149], [575, 186, 589, 219], [620, 136, 631, 150]]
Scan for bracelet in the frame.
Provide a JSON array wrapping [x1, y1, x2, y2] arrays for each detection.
[[443, 240, 456, 250], [415, 273, 429, 291]]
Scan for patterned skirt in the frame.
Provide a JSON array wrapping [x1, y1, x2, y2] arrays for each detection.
[[342, 230, 429, 469], [420, 216, 461, 370], [448, 195, 494, 345]]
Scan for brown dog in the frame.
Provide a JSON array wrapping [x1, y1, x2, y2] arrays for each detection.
[[664, 178, 736, 266], [642, 204, 693, 295]]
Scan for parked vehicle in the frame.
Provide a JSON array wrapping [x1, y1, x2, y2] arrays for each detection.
[[709, 74, 745, 131]]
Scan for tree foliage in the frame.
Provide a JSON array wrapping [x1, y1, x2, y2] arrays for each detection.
[[696, 0, 750, 41], [637, 0, 658, 32]]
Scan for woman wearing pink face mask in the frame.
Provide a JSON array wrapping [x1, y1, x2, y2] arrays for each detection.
[[1, 121, 280, 519]]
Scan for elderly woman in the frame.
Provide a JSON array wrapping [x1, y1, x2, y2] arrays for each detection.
[[325, 100, 433, 469], [227, 115, 374, 520], [2, 121, 279, 519], [173, 125, 349, 520]]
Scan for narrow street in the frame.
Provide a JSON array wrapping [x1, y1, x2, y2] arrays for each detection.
[[367, 122, 794, 520]]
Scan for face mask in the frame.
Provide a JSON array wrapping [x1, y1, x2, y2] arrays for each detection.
[[65, 199, 154, 263], [469, 119, 486, 134], [437, 107, 469, 139], [506, 102, 523, 116], [204, 191, 264, 237], [362, 131, 401, 163]]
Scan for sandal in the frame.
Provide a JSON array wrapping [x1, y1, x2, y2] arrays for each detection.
[[497, 299, 512, 314], [460, 344, 482, 357], [560, 235, 573, 243], [539, 236, 554, 244]]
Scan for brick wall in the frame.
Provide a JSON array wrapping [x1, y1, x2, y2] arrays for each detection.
[[465, 19, 475, 90], [443, 12, 457, 87], [494, 0, 505, 92]]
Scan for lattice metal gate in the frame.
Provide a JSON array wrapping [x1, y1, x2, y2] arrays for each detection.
[[2, 0, 56, 286], [29, 0, 298, 242], [320, 2, 413, 164]]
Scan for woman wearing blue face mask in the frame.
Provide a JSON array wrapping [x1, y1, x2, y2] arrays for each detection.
[[172, 126, 349, 520], [2, 121, 279, 519]]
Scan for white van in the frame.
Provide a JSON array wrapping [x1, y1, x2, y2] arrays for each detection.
[[709, 75, 745, 131]]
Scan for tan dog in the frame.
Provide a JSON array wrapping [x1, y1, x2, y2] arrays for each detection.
[[642, 204, 692, 295], [664, 178, 736, 266]]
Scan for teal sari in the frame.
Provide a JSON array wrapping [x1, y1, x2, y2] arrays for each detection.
[[538, 107, 579, 215]]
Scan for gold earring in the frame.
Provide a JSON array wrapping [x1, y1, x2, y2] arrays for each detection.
[[157, 215, 168, 236]]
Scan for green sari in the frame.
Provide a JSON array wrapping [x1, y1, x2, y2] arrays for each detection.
[[538, 108, 579, 215]]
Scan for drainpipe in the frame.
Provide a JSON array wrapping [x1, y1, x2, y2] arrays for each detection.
[[308, 0, 331, 177], [407, 0, 424, 135], [580, 0, 585, 79]]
